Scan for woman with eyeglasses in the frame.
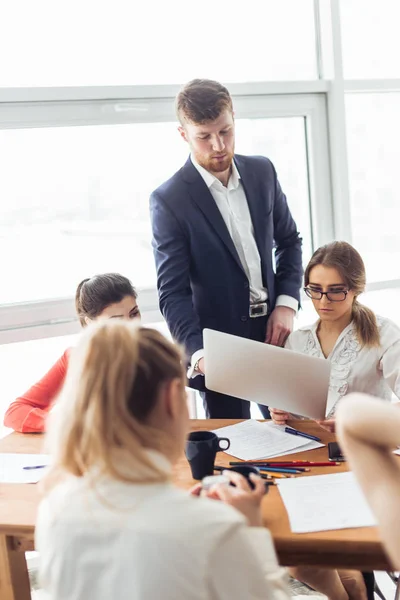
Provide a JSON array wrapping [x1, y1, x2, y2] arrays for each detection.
[[270, 241, 400, 600], [270, 241, 400, 432]]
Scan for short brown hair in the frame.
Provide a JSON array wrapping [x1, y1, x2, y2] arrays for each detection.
[[305, 241, 379, 347], [176, 79, 233, 125]]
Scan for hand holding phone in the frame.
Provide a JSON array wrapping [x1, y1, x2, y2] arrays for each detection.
[[328, 441, 346, 462]]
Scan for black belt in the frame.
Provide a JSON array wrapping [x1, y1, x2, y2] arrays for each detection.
[[249, 301, 268, 318]]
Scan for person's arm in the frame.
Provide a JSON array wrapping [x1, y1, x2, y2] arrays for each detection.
[[205, 472, 290, 600], [150, 191, 203, 359], [336, 393, 400, 569], [208, 525, 290, 600], [3, 350, 69, 433]]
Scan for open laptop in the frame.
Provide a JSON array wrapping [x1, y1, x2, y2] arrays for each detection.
[[203, 328, 330, 419]]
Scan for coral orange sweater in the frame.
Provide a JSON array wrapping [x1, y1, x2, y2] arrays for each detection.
[[3, 349, 70, 433]]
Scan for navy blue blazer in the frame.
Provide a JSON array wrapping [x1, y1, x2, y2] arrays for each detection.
[[150, 154, 302, 363]]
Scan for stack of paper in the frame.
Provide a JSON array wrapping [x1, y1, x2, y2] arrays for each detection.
[[213, 420, 324, 461], [0, 453, 50, 484], [278, 471, 377, 533]]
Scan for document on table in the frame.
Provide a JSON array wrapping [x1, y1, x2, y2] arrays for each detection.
[[213, 420, 324, 461], [278, 471, 377, 533], [0, 453, 50, 484]]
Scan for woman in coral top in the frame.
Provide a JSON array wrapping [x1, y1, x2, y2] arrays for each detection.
[[3, 273, 140, 433]]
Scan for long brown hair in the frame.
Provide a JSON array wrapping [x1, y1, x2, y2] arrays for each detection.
[[75, 273, 137, 327], [304, 241, 379, 347], [46, 320, 184, 488]]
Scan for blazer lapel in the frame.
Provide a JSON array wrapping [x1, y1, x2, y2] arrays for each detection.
[[181, 158, 245, 275]]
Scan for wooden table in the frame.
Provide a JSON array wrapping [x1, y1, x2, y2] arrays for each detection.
[[0, 420, 392, 600]]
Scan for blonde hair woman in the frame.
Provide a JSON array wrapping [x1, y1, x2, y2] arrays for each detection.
[[268, 241, 400, 599], [36, 320, 293, 600]]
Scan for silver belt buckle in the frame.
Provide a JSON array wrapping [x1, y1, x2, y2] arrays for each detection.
[[249, 302, 268, 318]]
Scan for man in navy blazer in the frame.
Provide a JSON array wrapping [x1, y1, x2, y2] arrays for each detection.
[[150, 79, 303, 418]]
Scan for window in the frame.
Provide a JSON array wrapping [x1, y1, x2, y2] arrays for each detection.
[[236, 117, 312, 261], [0, 0, 317, 86], [0, 108, 318, 305], [0, 122, 186, 304], [340, 0, 400, 79], [346, 92, 400, 283]]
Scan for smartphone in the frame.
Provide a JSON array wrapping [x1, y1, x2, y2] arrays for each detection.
[[201, 474, 230, 491], [328, 441, 346, 462]]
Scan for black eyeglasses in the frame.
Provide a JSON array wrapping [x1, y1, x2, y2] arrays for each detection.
[[304, 287, 349, 302]]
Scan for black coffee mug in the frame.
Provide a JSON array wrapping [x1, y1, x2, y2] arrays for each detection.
[[185, 431, 230, 480]]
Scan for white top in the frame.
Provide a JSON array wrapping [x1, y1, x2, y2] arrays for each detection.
[[35, 451, 290, 600], [285, 315, 400, 417], [189, 155, 297, 376]]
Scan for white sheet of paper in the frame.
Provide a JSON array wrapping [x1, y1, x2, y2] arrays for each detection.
[[278, 471, 377, 533], [0, 453, 50, 484], [213, 420, 324, 460]]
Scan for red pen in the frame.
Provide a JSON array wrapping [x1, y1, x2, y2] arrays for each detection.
[[264, 462, 340, 467], [229, 461, 340, 467]]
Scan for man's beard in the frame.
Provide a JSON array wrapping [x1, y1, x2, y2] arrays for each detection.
[[196, 151, 234, 174]]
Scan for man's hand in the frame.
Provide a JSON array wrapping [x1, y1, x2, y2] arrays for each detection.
[[197, 358, 205, 374], [270, 407, 292, 425], [265, 306, 295, 347]]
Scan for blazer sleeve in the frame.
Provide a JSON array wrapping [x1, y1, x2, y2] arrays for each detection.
[[3, 349, 69, 433], [150, 191, 203, 358], [271, 165, 303, 303]]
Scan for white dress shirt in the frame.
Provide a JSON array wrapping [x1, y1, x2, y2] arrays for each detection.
[[189, 156, 297, 377], [285, 315, 400, 417], [35, 450, 290, 600]]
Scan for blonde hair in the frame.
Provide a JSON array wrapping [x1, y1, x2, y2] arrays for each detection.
[[305, 241, 380, 347], [45, 320, 184, 489]]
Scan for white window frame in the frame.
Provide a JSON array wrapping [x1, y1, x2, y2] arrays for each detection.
[[0, 83, 333, 344], [4, 0, 400, 344]]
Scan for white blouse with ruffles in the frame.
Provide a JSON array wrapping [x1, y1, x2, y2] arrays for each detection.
[[285, 316, 400, 417]]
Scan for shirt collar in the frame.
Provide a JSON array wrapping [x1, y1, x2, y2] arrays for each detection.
[[190, 153, 240, 191]]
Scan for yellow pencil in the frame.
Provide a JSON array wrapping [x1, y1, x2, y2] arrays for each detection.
[[260, 470, 294, 479]]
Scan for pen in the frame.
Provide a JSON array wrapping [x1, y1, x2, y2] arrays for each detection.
[[259, 471, 293, 479], [264, 462, 339, 467], [227, 463, 309, 472], [258, 466, 303, 474], [284, 426, 321, 442], [23, 465, 47, 470], [229, 461, 339, 467]]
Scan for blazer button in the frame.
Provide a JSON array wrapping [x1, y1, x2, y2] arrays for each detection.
[[241, 315, 248, 322]]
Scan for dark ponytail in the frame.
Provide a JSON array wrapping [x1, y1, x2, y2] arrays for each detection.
[[74, 273, 137, 328]]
